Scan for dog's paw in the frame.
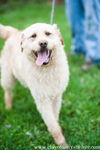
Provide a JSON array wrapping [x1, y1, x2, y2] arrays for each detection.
[[5, 104, 12, 110], [60, 142, 69, 149]]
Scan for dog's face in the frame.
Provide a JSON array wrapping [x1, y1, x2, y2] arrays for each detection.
[[21, 23, 64, 66]]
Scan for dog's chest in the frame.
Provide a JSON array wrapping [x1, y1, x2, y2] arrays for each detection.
[[29, 67, 61, 87], [26, 66, 68, 97]]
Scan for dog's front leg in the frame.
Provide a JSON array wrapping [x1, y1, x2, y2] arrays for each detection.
[[52, 96, 62, 121], [35, 99, 68, 147]]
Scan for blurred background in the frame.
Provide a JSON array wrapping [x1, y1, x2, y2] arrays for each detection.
[[0, 0, 100, 149], [0, 0, 71, 50]]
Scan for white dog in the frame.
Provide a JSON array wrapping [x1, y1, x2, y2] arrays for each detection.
[[0, 23, 69, 147]]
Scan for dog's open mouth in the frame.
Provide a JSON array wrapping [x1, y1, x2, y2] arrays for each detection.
[[34, 49, 52, 66]]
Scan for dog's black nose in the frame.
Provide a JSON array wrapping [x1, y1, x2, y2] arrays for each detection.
[[39, 42, 48, 48]]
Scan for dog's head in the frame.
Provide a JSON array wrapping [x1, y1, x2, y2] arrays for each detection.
[[20, 23, 64, 66]]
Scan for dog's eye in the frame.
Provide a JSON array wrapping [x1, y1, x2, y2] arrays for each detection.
[[45, 32, 51, 36], [31, 34, 37, 38]]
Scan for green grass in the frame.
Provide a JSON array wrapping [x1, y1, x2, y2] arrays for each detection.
[[0, 2, 100, 150]]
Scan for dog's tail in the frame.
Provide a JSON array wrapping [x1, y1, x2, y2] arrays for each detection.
[[0, 24, 18, 40]]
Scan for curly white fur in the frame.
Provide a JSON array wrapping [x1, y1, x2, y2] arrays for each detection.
[[0, 23, 69, 147]]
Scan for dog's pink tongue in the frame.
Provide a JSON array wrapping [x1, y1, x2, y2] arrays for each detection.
[[36, 50, 48, 66]]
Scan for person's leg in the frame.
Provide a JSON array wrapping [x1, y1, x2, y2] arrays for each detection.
[[65, 0, 86, 54], [82, 0, 100, 70]]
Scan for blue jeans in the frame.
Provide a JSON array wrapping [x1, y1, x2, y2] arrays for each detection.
[[65, 0, 100, 63]]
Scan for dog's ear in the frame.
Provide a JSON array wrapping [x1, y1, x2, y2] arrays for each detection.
[[53, 24, 64, 45], [20, 33, 25, 52]]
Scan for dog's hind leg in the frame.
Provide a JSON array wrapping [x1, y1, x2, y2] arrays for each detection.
[[4, 89, 14, 110], [1, 64, 15, 110], [35, 99, 68, 147]]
